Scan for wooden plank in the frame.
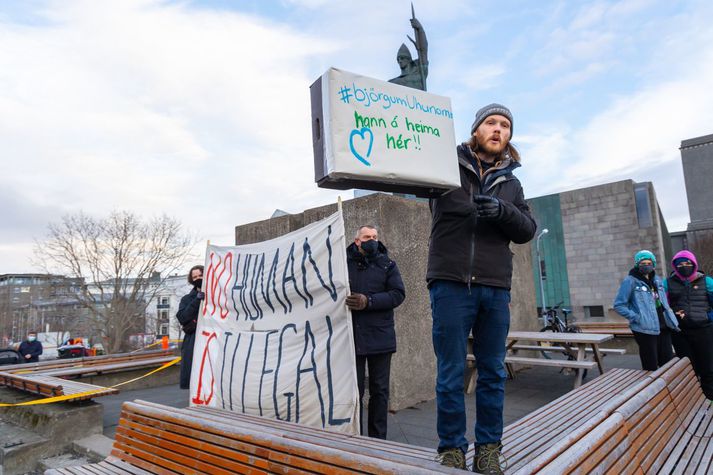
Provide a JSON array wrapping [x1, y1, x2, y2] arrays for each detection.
[[507, 331, 614, 344], [114, 425, 270, 475], [509, 344, 626, 355], [504, 356, 597, 370], [121, 402, 459, 475]]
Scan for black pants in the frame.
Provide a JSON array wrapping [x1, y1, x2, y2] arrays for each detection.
[[633, 330, 673, 371], [356, 353, 392, 439], [671, 325, 713, 400], [180, 331, 196, 389]]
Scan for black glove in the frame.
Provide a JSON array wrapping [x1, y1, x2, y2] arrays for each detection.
[[196, 291, 205, 301], [473, 194, 502, 220]]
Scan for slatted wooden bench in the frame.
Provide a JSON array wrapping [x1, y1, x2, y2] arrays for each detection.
[[468, 357, 710, 474], [0, 371, 118, 401], [574, 321, 633, 336], [45, 400, 465, 474]]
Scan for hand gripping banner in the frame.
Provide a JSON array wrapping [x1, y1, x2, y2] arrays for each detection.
[[190, 210, 359, 434]]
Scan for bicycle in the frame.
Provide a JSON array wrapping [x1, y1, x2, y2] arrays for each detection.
[[537, 302, 587, 378]]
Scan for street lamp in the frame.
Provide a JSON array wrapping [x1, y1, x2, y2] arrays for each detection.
[[536, 228, 549, 327]]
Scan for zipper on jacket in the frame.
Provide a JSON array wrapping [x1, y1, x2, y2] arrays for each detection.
[[467, 179, 480, 293]]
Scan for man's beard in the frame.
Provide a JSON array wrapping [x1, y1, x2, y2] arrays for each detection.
[[477, 138, 507, 156]]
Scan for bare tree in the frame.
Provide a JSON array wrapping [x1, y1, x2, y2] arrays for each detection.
[[34, 211, 197, 354]]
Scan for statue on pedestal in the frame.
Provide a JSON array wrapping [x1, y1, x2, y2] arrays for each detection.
[[388, 5, 428, 91]]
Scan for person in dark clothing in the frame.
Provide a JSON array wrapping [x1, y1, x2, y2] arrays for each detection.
[[18, 332, 43, 362], [614, 250, 679, 371], [427, 104, 536, 473], [176, 265, 204, 390], [664, 250, 713, 400], [346, 225, 405, 440]]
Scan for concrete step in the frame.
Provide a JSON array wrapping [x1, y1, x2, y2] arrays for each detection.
[[38, 453, 92, 472], [71, 434, 113, 462], [0, 420, 49, 475]]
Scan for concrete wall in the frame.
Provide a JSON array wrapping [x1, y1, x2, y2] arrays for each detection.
[[235, 193, 537, 410], [559, 180, 668, 318], [681, 134, 713, 225]]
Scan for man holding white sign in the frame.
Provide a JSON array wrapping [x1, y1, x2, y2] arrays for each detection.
[[427, 104, 536, 473], [346, 225, 405, 440]]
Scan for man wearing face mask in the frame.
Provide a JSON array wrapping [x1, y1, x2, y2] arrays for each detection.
[[614, 250, 679, 371], [346, 225, 405, 439], [18, 332, 43, 363], [176, 264, 204, 390], [664, 250, 713, 399]]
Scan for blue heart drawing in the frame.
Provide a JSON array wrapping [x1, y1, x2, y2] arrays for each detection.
[[349, 127, 373, 166]]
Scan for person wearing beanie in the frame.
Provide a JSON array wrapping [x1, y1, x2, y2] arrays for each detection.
[[427, 103, 536, 473], [663, 250, 713, 399], [614, 250, 679, 371]]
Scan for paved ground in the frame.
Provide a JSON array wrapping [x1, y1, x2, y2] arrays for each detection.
[[100, 354, 641, 448]]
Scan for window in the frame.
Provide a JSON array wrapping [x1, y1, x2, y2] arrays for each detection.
[[160, 296, 169, 306], [159, 309, 169, 321], [159, 324, 169, 336], [584, 305, 605, 318], [634, 184, 653, 228]]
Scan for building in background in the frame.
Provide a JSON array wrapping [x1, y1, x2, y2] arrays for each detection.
[[529, 180, 670, 320], [144, 274, 191, 341], [674, 133, 713, 272], [0, 274, 88, 346]]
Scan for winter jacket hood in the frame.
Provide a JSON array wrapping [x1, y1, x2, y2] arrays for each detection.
[[671, 250, 699, 283]]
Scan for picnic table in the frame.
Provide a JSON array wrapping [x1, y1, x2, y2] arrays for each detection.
[[506, 331, 614, 388]]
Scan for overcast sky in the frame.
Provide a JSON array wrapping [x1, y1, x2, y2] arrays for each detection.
[[1, 0, 711, 273]]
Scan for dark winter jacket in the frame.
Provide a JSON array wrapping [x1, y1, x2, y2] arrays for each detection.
[[176, 287, 201, 335], [665, 273, 713, 329], [18, 340, 43, 362], [426, 144, 537, 289], [347, 242, 406, 356]]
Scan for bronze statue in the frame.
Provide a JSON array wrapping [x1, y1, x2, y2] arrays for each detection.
[[388, 5, 428, 91]]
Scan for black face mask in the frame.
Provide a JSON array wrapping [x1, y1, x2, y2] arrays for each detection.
[[193, 279, 203, 289], [360, 240, 379, 256], [677, 266, 695, 278], [638, 264, 654, 276]]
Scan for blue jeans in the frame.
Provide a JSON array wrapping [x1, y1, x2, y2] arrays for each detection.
[[430, 280, 510, 453]]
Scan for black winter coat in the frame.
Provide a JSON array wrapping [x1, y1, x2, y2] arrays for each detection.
[[347, 242, 406, 356], [427, 144, 537, 289], [176, 287, 201, 334], [18, 340, 43, 362]]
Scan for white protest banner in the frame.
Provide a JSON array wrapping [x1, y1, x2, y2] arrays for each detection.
[[310, 67, 460, 197], [190, 210, 359, 434]]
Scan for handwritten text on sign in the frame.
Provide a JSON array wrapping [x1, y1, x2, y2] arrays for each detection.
[[317, 68, 459, 192], [190, 211, 359, 434]]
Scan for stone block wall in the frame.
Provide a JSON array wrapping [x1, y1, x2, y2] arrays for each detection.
[[560, 180, 668, 318]]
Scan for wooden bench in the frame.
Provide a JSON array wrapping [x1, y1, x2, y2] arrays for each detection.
[[0, 350, 174, 401], [0, 371, 118, 401], [509, 344, 626, 356], [46, 400, 465, 474], [574, 321, 633, 336], [472, 357, 711, 474]]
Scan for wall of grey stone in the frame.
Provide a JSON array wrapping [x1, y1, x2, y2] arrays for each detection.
[[560, 180, 668, 319], [235, 193, 537, 410], [681, 134, 713, 225]]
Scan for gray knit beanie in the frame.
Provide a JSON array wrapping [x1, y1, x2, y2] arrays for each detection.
[[470, 103, 514, 136]]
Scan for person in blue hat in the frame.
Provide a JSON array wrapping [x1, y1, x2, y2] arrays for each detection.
[[614, 250, 679, 370]]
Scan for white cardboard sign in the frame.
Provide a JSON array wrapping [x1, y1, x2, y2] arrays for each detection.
[[311, 67, 460, 196]]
